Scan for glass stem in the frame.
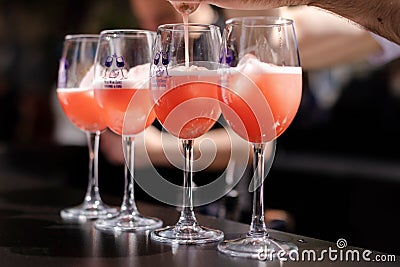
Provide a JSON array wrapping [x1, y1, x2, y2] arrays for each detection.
[[177, 139, 197, 227], [84, 131, 103, 205], [121, 136, 138, 215], [248, 142, 268, 237]]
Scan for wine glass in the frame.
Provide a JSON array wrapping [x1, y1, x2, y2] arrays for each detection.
[[217, 17, 303, 259], [149, 23, 224, 244], [92, 29, 163, 232], [56, 34, 118, 222]]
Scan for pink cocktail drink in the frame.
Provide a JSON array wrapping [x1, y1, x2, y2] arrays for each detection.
[[94, 64, 156, 136], [57, 88, 107, 132], [219, 55, 302, 143], [95, 88, 156, 136], [153, 67, 221, 139]]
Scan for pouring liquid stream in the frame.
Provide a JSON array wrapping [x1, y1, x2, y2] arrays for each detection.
[[169, 1, 201, 67]]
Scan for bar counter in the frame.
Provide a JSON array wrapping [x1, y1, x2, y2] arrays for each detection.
[[0, 145, 398, 266]]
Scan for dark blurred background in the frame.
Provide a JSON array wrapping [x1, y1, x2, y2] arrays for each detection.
[[0, 0, 399, 256], [0, 0, 137, 144]]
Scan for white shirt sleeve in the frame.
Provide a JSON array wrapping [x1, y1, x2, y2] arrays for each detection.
[[368, 33, 400, 65]]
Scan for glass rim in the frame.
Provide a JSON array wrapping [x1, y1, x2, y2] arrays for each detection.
[[226, 16, 294, 27], [157, 23, 220, 32], [65, 34, 99, 40], [99, 29, 156, 36]]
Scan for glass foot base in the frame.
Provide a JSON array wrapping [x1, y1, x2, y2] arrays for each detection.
[[94, 211, 163, 233], [60, 202, 119, 222], [218, 235, 298, 260], [151, 225, 224, 245]]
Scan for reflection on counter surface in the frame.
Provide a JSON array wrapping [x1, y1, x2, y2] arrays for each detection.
[[0, 145, 399, 266]]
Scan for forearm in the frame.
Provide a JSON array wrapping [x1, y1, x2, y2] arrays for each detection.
[[281, 6, 383, 69], [306, 0, 400, 45], [194, 0, 400, 44], [299, 31, 381, 70]]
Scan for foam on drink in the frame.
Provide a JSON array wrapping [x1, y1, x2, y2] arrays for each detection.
[[126, 63, 151, 89], [168, 65, 218, 76], [236, 54, 302, 75], [228, 54, 301, 96], [93, 63, 150, 90]]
